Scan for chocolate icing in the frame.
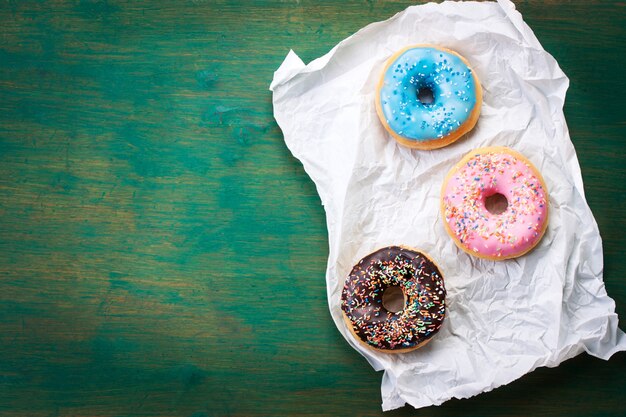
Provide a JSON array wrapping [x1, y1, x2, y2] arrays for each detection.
[[341, 246, 446, 351]]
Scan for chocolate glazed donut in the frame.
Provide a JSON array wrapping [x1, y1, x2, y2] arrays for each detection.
[[341, 246, 446, 352]]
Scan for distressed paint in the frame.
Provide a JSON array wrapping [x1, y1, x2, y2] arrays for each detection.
[[0, 1, 624, 416]]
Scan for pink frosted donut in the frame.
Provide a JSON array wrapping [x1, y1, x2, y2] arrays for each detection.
[[441, 147, 549, 260]]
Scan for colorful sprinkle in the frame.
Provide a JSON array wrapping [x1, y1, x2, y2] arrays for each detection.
[[442, 148, 549, 259], [341, 247, 446, 350]]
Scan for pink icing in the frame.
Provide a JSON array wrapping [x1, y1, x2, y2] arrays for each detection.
[[442, 149, 548, 259]]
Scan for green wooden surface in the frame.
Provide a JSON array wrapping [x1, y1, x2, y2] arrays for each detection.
[[0, 1, 625, 416]]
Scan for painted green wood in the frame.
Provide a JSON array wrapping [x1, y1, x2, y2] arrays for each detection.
[[0, 1, 624, 416]]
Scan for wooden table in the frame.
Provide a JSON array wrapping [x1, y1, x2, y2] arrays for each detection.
[[1, 1, 624, 415]]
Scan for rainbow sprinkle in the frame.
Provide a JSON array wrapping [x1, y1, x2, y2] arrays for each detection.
[[442, 149, 548, 259], [341, 247, 446, 350]]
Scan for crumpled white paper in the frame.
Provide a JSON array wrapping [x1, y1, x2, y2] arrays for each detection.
[[270, 0, 626, 410]]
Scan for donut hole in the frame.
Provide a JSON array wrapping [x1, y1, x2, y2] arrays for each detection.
[[485, 193, 508, 215], [417, 86, 435, 105], [382, 285, 406, 313]]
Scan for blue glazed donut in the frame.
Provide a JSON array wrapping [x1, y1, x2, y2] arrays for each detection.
[[375, 45, 482, 150]]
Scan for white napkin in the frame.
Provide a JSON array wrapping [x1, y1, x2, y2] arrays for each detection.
[[270, 0, 626, 410]]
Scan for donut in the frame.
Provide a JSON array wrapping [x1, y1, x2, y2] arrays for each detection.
[[341, 246, 446, 352], [441, 146, 549, 260], [375, 45, 482, 150]]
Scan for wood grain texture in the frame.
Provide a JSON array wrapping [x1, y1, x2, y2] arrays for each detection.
[[0, 0, 624, 416]]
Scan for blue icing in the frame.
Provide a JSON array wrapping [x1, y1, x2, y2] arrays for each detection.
[[379, 47, 478, 141]]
